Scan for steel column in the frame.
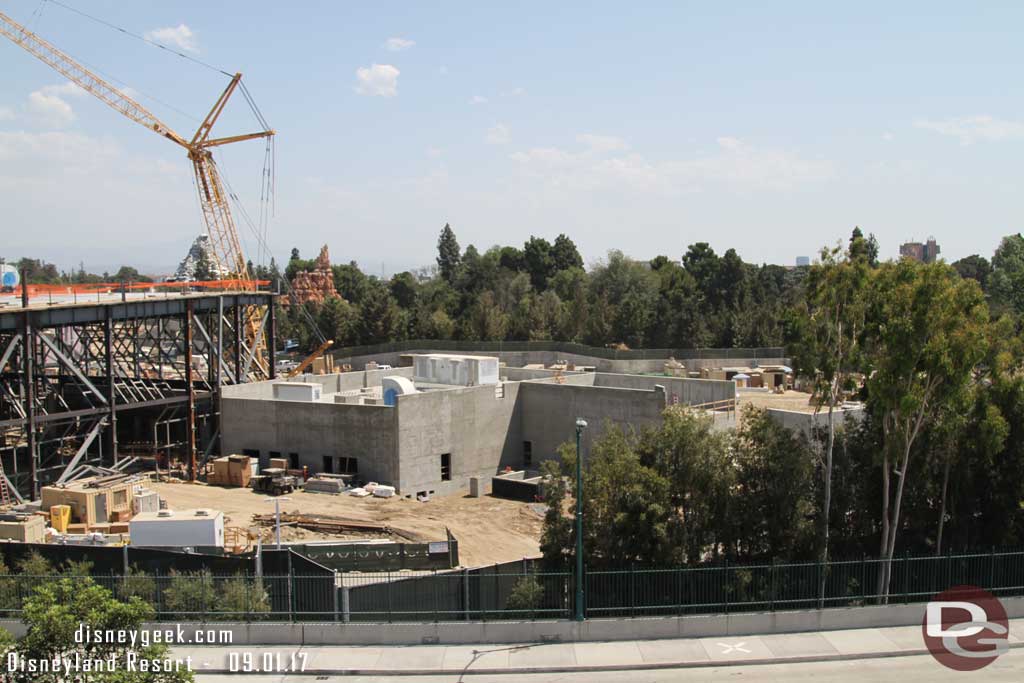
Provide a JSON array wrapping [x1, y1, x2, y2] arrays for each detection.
[[184, 302, 197, 481], [105, 307, 118, 464]]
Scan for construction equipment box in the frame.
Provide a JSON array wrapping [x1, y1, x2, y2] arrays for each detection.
[[130, 509, 225, 548], [0, 515, 46, 543], [40, 477, 135, 527]]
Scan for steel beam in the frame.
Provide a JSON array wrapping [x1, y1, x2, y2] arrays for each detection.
[[37, 332, 108, 405]]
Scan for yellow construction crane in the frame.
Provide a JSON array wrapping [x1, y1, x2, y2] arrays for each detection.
[[0, 10, 273, 375], [287, 339, 335, 378]]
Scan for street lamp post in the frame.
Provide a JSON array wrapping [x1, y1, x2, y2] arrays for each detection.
[[266, 496, 291, 549], [574, 417, 587, 622]]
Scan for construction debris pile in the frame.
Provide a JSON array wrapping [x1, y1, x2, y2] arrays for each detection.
[[250, 511, 419, 541], [304, 473, 352, 495]]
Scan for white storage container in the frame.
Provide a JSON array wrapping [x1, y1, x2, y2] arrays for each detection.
[[130, 509, 225, 548]]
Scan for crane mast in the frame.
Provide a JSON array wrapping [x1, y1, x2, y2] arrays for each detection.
[[0, 9, 274, 376]]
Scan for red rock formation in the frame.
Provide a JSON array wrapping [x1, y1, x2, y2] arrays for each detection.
[[289, 245, 336, 306]]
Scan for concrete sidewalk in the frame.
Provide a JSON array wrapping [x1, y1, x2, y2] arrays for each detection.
[[174, 618, 1024, 676]]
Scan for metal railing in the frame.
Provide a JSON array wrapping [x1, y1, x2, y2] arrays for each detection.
[[1, 550, 1021, 623]]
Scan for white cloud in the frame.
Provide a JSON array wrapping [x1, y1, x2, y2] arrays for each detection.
[[144, 24, 199, 53], [27, 91, 75, 128], [355, 64, 400, 97], [510, 135, 833, 193], [41, 82, 87, 98], [486, 123, 510, 145], [23, 82, 89, 128], [577, 133, 630, 153], [914, 115, 1024, 145], [0, 106, 14, 122], [882, 132, 895, 141], [383, 37, 415, 51], [438, 65, 449, 76], [469, 95, 488, 105], [500, 87, 526, 97]]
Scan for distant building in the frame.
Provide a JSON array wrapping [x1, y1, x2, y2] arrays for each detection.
[[795, 256, 810, 267], [900, 238, 941, 263]]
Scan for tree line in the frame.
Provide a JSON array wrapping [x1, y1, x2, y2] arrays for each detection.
[[537, 229, 1024, 602]]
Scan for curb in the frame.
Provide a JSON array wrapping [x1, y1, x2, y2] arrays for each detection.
[[189, 639, 1024, 675]]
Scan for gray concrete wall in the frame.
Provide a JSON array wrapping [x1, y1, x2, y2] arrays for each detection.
[[333, 348, 789, 376], [221, 397, 399, 485], [765, 406, 866, 439], [394, 383, 522, 497], [592, 373, 734, 406], [519, 382, 666, 463]]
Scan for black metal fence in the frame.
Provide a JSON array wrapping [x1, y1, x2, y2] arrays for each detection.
[[328, 340, 786, 362], [3, 550, 1020, 622]]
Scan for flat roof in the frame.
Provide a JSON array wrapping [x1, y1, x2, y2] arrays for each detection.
[[132, 509, 223, 522]]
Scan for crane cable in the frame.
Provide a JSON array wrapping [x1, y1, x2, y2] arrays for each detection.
[[43, 0, 233, 76]]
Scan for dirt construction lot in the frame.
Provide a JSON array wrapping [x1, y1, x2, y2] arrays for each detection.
[[149, 481, 543, 568]]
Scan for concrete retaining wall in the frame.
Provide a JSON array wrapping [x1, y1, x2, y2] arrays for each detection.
[[5, 596, 1012, 645]]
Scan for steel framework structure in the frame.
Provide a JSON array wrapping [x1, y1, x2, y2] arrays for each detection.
[[0, 293, 275, 500]]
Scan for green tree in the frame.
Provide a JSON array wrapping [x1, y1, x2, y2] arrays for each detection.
[[113, 265, 153, 283], [863, 260, 989, 600], [637, 407, 734, 563], [332, 261, 369, 306], [356, 281, 401, 344], [732, 407, 816, 560], [988, 234, 1024, 315], [791, 241, 868, 602], [523, 236, 556, 290], [389, 271, 418, 309], [951, 254, 991, 291], [18, 576, 193, 683], [551, 233, 584, 271], [505, 576, 544, 618], [162, 570, 217, 620], [436, 223, 462, 285], [193, 250, 215, 281]]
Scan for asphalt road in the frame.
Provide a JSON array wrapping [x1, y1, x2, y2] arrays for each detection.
[[196, 651, 1023, 683]]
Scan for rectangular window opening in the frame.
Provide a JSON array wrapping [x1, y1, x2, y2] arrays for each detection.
[[440, 453, 451, 481]]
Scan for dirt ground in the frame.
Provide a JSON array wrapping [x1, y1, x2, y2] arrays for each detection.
[[149, 481, 543, 567]]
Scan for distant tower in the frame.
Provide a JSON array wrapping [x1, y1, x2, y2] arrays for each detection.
[[899, 237, 941, 263]]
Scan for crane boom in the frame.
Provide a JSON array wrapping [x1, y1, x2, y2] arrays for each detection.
[[0, 10, 188, 148], [0, 8, 275, 377]]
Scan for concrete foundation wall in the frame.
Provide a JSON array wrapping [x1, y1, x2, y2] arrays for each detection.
[[519, 382, 666, 463], [395, 382, 522, 497], [221, 397, 399, 485]]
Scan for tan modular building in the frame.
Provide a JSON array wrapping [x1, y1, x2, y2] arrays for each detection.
[[40, 475, 136, 528]]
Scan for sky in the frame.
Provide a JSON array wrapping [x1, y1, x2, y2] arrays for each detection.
[[1, 0, 1023, 277]]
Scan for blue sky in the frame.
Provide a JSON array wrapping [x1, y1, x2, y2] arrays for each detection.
[[1, 0, 1022, 275]]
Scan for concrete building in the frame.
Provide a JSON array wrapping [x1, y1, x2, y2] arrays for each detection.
[[221, 354, 735, 498], [899, 238, 941, 263]]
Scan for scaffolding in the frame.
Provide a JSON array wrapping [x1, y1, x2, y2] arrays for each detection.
[[0, 291, 276, 499]]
